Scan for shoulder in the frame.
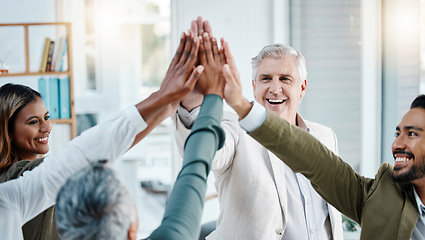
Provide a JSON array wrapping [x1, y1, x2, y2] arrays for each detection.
[[304, 119, 338, 153], [304, 119, 335, 134], [0, 158, 44, 182], [375, 163, 394, 178]]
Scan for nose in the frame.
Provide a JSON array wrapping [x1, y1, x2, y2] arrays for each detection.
[[40, 120, 52, 133], [268, 78, 281, 94], [392, 134, 406, 153]]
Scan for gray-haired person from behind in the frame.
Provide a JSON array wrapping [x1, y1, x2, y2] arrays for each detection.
[[55, 161, 136, 240]]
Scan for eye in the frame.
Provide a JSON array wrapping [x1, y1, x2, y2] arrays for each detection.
[[395, 132, 400, 137], [280, 77, 291, 81], [261, 77, 271, 81], [28, 120, 39, 125], [408, 131, 418, 136], [44, 115, 50, 121]]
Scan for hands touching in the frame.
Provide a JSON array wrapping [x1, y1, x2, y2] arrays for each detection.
[[137, 17, 252, 126], [196, 33, 225, 97], [181, 16, 215, 111], [136, 32, 202, 122], [186, 16, 252, 118]]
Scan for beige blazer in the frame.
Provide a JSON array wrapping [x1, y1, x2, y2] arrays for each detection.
[[173, 111, 343, 240]]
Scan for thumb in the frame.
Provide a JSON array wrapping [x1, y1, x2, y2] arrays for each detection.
[[185, 65, 204, 89], [223, 64, 236, 86]]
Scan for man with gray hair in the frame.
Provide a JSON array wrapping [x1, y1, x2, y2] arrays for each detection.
[[173, 17, 343, 240]]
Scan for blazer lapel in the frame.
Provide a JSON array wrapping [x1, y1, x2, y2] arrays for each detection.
[[398, 186, 419, 239], [267, 151, 288, 218]]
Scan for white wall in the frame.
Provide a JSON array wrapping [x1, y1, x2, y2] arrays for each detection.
[[173, 0, 289, 101]]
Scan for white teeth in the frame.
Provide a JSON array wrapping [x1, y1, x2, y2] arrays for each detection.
[[37, 137, 48, 141], [268, 99, 284, 103], [395, 157, 409, 163]]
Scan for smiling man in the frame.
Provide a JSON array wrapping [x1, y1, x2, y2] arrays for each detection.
[[174, 39, 343, 239], [221, 48, 425, 238]]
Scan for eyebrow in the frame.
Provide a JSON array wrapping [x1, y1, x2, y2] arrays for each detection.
[[258, 73, 293, 78], [396, 126, 424, 131], [24, 111, 49, 122], [25, 116, 39, 122]]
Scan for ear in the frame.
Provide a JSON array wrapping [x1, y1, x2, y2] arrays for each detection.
[[252, 80, 256, 98], [300, 79, 307, 98], [127, 221, 138, 240]]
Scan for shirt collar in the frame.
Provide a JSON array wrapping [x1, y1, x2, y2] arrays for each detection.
[[413, 187, 425, 217], [296, 113, 310, 132]]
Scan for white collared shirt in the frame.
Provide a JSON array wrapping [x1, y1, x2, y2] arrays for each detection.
[[240, 101, 332, 240]]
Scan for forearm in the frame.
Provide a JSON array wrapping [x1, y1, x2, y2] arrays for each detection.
[[17, 106, 146, 224], [149, 94, 225, 240]]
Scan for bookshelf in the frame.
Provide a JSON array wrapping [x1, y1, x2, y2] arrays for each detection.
[[0, 22, 76, 138]]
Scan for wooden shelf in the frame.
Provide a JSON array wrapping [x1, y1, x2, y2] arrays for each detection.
[[0, 71, 71, 77], [0, 22, 76, 138]]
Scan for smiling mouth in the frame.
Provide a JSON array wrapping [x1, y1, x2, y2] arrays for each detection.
[[266, 99, 286, 105], [395, 157, 411, 164], [35, 137, 49, 143]]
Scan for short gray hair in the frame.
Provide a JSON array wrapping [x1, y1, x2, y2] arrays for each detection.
[[55, 161, 136, 240], [251, 43, 307, 81]]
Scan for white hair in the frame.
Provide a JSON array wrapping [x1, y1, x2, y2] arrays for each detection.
[[251, 43, 307, 82], [55, 161, 137, 240]]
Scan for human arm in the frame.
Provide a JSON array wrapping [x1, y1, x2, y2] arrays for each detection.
[[130, 32, 203, 148], [220, 39, 369, 223], [0, 32, 202, 239], [148, 95, 225, 240], [148, 32, 226, 240], [0, 105, 147, 240]]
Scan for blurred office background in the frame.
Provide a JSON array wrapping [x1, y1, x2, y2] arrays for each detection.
[[1, 0, 424, 239]]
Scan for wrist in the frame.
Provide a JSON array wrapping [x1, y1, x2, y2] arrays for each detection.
[[230, 98, 252, 119]]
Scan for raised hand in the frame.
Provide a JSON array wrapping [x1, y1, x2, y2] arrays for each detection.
[[191, 16, 213, 39], [197, 32, 225, 97], [181, 17, 215, 110], [136, 32, 203, 122], [158, 32, 202, 102], [221, 39, 252, 119]]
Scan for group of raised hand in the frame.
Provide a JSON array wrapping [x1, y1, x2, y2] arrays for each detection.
[[154, 16, 251, 120]]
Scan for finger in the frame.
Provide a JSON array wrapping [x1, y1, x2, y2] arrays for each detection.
[[191, 20, 198, 37], [219, 48, 226, 65], [223, 64, 236, 86], [211, 37, 220, 64], [170, 32, 186, 67], [185, 35, 200, 67], [203, 32, 214, 63], [222, 38, 237, 70], [204, 20, 213, 38], [197, 16, 204, 37], [184, 65, 204, 94], [178, 32, 194, 65], [198, 36, 207, 65]]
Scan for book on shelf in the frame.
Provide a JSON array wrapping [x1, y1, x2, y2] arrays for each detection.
[[59, 77, 71, 119], [52, 37, 68, 72], [40, 38, 51, 73], [40, 37, 68, 72], [45, 40, 55, 72], [59, 38, 69, 72], [38, 77, 59, 119], [38, 76, 71, 120]]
